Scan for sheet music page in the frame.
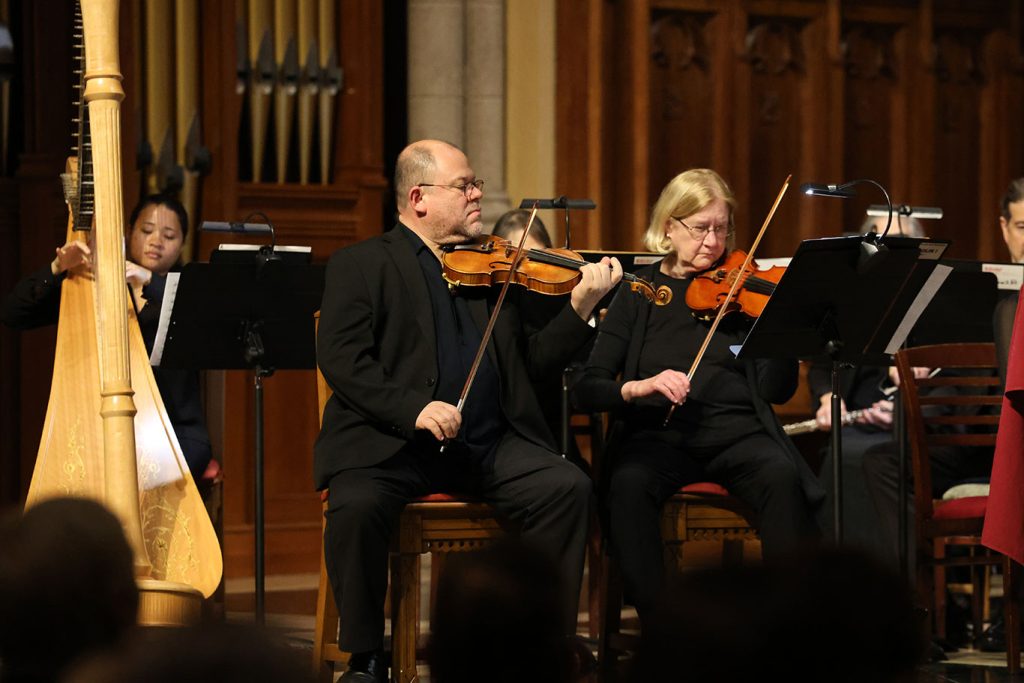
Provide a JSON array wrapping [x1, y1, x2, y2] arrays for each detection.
[[884, 264, 953, 354], [149, 272, 181, 367]]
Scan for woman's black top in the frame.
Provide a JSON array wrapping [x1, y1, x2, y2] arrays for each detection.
[[630, 271, 763, 449], [573, 260, 826, 505]]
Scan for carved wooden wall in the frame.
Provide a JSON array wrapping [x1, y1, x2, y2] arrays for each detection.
[[557, 0, 1024, 262]]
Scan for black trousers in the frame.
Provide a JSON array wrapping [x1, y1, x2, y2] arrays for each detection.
[[605, 433, 818, 621], [817, 426, 894, 559], [862, 441, 993, 572], [323, 431, 593, 653]]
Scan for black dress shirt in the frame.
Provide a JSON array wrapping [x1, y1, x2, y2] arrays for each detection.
[[401, 226, 505, 459]]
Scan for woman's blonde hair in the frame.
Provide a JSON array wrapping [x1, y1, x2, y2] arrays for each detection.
[[642, 169, 737, 253]]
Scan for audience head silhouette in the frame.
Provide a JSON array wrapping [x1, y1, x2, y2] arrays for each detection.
[[631, 546, 923, 683], [0, 497, 138, 683], [429, 539, 573, 683], [65, 623, 315, 683]]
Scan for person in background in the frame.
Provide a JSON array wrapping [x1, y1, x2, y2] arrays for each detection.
[[995, 178, 1024, 382], [492, 208, 554, 250], [1, 195, 213, 482]]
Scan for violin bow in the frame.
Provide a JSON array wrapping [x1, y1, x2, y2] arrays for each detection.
[[663, 174, 792, 426], [440, 202, 540, 453]]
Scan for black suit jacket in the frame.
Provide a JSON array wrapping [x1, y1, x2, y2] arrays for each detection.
[[313, 224, 596, 490]]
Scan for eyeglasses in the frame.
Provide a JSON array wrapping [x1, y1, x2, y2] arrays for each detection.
[[418, 179, 485, 198], [671, 216, 733, 240]]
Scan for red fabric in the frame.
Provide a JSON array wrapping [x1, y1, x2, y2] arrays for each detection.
[[679, 482, 730, 497], [934, 496, 988, 520], [317, 490, 471, 504], [983, 288, 1024, 564], [414, 493, 466, 503], [200, 458, 222, 484]]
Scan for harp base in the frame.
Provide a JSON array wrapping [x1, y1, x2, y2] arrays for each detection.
[[137, 578, 204, 627]]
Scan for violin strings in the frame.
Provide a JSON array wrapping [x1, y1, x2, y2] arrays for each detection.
[[523, 248, 644, 284], [742, 275, 776, 295]]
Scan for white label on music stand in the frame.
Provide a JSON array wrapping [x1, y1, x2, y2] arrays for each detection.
[[981, 262, 1024, 291], [149, 272, 180, 367], [918, 242, 946, 260]]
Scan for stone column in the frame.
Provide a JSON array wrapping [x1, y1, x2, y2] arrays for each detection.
[[464, 0, 509, 225], [408, 0, 466, 145], [407, 0, 510, 226]]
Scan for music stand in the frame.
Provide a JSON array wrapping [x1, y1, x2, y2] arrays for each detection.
[[152, 250, 325, 623], [736, 235, 950, 542]]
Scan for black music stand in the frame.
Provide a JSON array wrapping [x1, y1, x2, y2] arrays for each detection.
[[736, 235, 950, 543], [152, 250, 325, 623]]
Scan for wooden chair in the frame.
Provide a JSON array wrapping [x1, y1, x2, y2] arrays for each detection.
[[311, 314, 514, 683], [896, 342, 1019, 671], [597, 481, 759, 662]]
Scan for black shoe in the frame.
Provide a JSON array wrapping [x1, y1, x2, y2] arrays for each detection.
[[339, 650, 387, 683], [980, 617, 1006, 653], [568, 635, 598, 679]]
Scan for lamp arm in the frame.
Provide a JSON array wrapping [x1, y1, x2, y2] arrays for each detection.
[[839, 178, 892, 241]]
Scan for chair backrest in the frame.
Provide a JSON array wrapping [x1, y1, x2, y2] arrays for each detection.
[[895, 342, 1001, 525]]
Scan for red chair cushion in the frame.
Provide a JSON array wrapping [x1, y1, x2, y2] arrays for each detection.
[[678, 482, 731, 497], [200, 457, 222, 485], [414, 493, 469, 503], [933, 495, 988, 521], [317, 490, 473, 504]]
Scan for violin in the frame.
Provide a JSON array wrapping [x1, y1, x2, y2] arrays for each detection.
[[441, 235, 672, 306], [685, 249, 786, 321]]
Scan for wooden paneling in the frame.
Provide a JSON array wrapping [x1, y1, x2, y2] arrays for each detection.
[[557, 0, 1024, 262]]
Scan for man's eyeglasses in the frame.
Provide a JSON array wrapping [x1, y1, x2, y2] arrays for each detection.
[[671, 216, 733, 240], [418, 179, 485, 198]]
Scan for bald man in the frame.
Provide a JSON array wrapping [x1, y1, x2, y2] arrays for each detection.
[[315, 140, 621, 682]]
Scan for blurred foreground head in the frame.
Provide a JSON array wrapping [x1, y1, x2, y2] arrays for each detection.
[[632, 546, 924, 683], [0, 497, 138, 683], [66, 623, 315, 683], [429, 538, 572, 683]]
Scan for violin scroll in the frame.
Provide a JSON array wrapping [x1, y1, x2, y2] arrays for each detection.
[[622, 277, 673, 306]]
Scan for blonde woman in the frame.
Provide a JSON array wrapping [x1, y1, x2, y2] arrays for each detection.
[[574, 169, 823, 625]]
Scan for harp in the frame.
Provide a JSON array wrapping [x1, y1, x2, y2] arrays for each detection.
[[26, 0, 221, 625]]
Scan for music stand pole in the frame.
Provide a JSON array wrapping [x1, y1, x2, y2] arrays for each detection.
[[896, 383, 908, 579], [243, 319, 275, 625], [831, 359, 844, 543]]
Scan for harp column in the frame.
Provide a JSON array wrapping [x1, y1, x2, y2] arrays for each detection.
[[407, 0, 509, 226]]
